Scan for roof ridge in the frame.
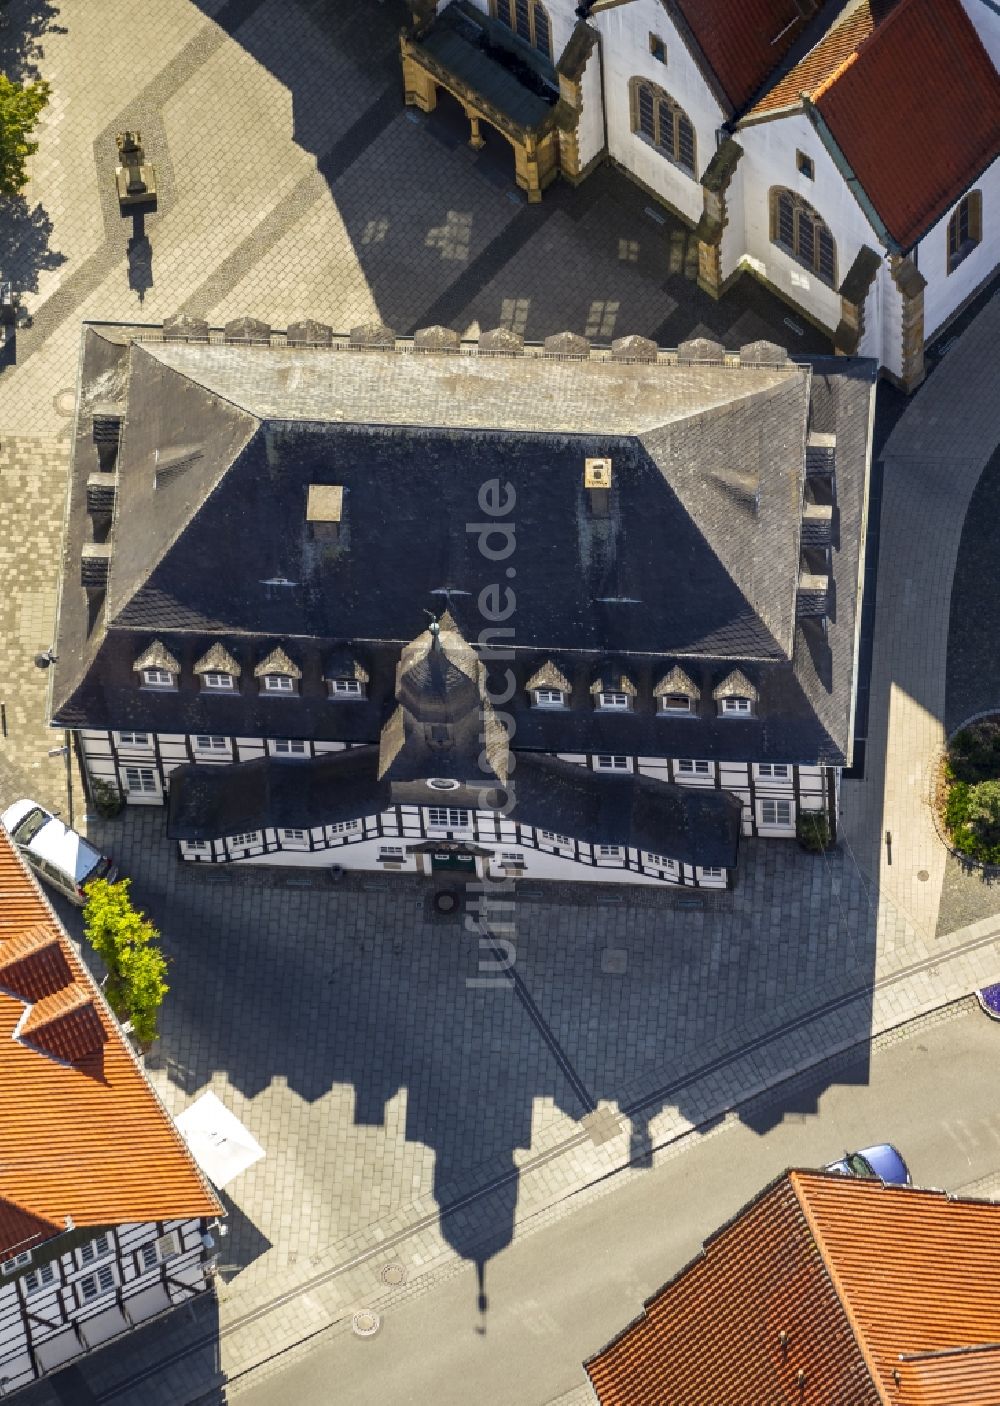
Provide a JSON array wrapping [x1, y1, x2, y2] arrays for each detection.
[[790, 1171, 893, 1405]]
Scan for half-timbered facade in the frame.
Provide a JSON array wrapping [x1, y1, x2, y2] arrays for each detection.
[[50, 317, 874, 891], [0, 830, 222, 1395]]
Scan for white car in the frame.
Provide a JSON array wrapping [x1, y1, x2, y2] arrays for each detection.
[[1, 799, 117, 905]]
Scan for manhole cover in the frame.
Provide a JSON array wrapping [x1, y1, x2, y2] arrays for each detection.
[[380, 1262, 407, 1286], [53, 388, 76, 416], [352, 1309, 381, 1337], [433, 890, 458, 914], [917, 870, 929, 882]]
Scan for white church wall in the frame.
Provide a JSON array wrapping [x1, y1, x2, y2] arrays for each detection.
[[594, 0, 725, 225]]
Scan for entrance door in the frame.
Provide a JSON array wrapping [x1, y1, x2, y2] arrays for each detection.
[[431, 851, 477, 875]]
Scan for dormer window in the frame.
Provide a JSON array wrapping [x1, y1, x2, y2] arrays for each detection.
[[654, 666, 700, 717], [328, 678, 364, 699], [533, 687, 566, 709], [142, 667, 175, 689], [720, 696, 753, 716], [660, 694, 692, 714], [133, 640, 180, 691], [194, 643, 242, 693], [713, 669, 758, 719], [526, 660, 572, 709], [591, 666, 636, 712], [263, 674, 296, 694], [255, 646, 302, 696]]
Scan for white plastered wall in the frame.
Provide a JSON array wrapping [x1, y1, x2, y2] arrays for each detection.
[[593, 0, 725, 223], [574, 33, 606, 168], [917, 154, 1000, 341], [733, 110, 885, 337]]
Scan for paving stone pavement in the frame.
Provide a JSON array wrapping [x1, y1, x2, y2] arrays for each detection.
[[2, 0, 999, 1400]]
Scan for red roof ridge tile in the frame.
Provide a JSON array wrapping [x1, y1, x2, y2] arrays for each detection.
[[810, 47, 860, 102], [790, 1171, 892, 1404]]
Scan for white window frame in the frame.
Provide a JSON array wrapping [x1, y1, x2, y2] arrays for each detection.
[[597, 844, 623, 859], [123, 765, 158, 794], [379, 845, 404, 858], [700, 866, 724, 879], [501, 851, 525, 865], [141, 668, 175, 690], [719, 696, 753, 717], [427, 807, 471, 829], [230, 831, 261, 848], [24, 1262, 56, 1295], [201, 672, 235, 691], [79, 1264, 116, 1302], [79, 1234, 111, 1267], [756, 763, 789, 779], [281, 828, 307, 844], [540, 830, 573, 846], [331, 819, 361, 835], [328, 678, 363, 698], [677, 759, 710, 775], [184, 840, 209, 852], [658, 694, 693, 714], [595, 754, 630, 771], [1, 1251, 31, 1276], [193, 735, 229, 753], [273, 739, 307, 755], [759, 798, 793, 827], [263, 674, 296, 694], [596, 691, 631, 711], [116, 731, 150, 747], [533, 688, 566, 710], [644, 851, 678, 873]]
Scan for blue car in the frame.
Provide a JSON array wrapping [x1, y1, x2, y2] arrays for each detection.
[[825, 1143, 911, 1186]]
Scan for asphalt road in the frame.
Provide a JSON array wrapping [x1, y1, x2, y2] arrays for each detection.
[[238, 1002, 1000, 1406]]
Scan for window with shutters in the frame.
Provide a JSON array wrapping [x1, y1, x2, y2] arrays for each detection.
[[629, 77, 696, 176], [492, 0, 552, 57], [24, 1262, 55, 1295], [80, 1265, 115, 1302], [770, 187, 837, 286]]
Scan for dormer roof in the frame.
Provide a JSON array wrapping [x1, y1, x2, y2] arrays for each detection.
[[654, 666, 700, 700], [713, 669, 759, 702], [254, 646, 301, 680], [193, 642, 241, 677], [525, 660, 572, 694], [590, 665, 638, 697], [133, 639, 180, 675]]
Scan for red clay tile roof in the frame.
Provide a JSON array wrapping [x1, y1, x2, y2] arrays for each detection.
[[0, 828, 220, 1259], [673, 0, 819, 112], [813, 0, 1000, 247], [748, 0, 885, 115], [585, 1171, 1000, 1406]]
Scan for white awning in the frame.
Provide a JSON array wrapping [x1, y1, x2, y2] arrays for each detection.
[[174, 1090, 265, 1189]]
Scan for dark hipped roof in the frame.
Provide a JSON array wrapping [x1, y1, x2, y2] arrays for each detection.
[[167, 748, 742, 868], [813, 0, 1000, 248], [51, 328, 873, 768]]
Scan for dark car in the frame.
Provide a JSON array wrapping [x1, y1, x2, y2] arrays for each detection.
[[824, 1143, 911, 1186]]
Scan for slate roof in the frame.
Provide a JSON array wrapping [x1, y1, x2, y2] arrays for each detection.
[[585, 1171, 1000, 1406], [0, 829, 219, 1260], [167, 748, 742, 868], [746, 0, 1000, 249], [51, 327, 874, 769], [411, 0, 557, 132]]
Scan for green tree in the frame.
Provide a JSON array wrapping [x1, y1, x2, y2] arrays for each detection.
[[967, 779, 1000, 847], [83, 878, 169, 1047], [0, 73, 50, 195]]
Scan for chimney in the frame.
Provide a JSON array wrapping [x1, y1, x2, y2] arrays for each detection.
[[805, 430, 836, 481], [81, 542, 111, 591], [584, 457, 612, 517], [801, 500, 832, 549], [796, 570, 829, 620], [91, 403, 121, 445], [86, 472, 117, 519], [306, 483, 343, 542]]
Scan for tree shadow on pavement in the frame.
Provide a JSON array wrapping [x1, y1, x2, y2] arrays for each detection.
[[0, 0, 65, 82], [0, 194, 65, 298]]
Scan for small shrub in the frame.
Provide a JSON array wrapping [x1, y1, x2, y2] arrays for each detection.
[[796, 812, 829, 853], [948, 721, 1000, 783], [968, 779, 1000, 846], [90, 777, 124, 819]]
